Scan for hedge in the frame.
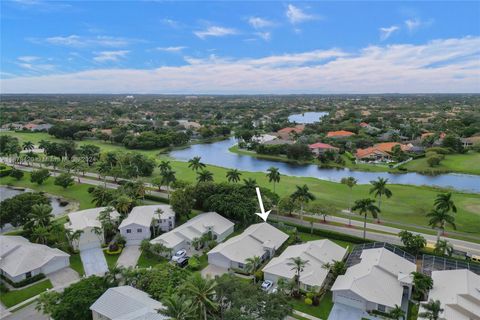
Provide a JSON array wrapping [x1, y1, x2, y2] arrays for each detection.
[[0, 165, 13, 177], [0, 273, 46, 288], [145, 194, 170, 204]]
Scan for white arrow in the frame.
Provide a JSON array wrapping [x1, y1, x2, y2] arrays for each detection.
[[254, 187, 271, 222]]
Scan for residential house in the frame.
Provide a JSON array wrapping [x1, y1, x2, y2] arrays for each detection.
[[119, 205, 175, 246], [208, 223, 289, 272], [276, 125, 305, 140], [378, 130, 409, 142], [326, 130, 356, 139], [263, 240, 347, 292], [461, 136, 480, 148], [0, 236, 69, 283], [150, 212, 234, 254], [90, 286, 168, 320], [356, 142, 411, 162], [308, 142, 339, 156], [65, 207, 120, 251], [252, 134, 278, 144], [418, 269, 480, 320], [331, 248, 416, 314]]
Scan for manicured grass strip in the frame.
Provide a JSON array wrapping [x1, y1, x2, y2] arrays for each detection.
[[136, 251, 168, 269], [69, 254, 85, 276], [297, 232, 355, 252], [290, 291, 334, 319], [402, 151, 480, 175], [0, 279, 52, 308], [104, 250, 121, 269]]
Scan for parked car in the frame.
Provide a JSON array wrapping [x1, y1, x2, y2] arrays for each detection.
[[171, 249, 187, 262], [176, 256, 189, 268], [260, 280, 273, 291]]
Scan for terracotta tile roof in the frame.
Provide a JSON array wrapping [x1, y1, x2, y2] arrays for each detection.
[[355, 147, 389, 159], [326, 130, 355, 137], [278, 125, 305, 134], [374, 142, 409, 152], [359, 122, 369, 127], [308, 142, 338, 150]]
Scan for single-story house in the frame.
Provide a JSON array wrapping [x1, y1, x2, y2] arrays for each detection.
[[0, 235, 69, 283], [356, 142, 412, 162], [150, 212, 234, 254], [308, 142, 339, 156], [331, 248, 416, 314], [252, 134, 278, 144], [65, 207, 120, 251], [208, 223, 289, 271], [326, 130, 356, 139], [119, 205, 175, 246], [461, 136, 480, 148], [262, 139, 295, 146], [418, 269, 480, 320], [276, 125, 305, 140], [90, 285, 168, 320], [263, 240, 347, 292]]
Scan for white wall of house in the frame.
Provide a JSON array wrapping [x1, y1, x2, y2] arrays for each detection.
[[216, 225, 234, 242], [41, 256, 69, 275], [333, 290, 367, 311], [263, 272, 282, 284], [157, 216, 175, 232], [92, 311, 110, 320], [120, 223, 151, 246], [207, 252, 232, 269], [2, 267, 41, 283]]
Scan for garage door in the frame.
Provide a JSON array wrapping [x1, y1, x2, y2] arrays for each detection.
[[334, 294, 365, 310], [42, 257, 68, 275]]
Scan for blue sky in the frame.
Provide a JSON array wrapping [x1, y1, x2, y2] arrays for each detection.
[[1, 1, 479, 93]]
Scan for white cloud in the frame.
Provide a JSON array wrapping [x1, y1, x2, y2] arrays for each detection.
[[405, 18, 433, 32], [380, 25, 399, 40], [286, 4, 316, 24], [160, 18, 181, 28], [2, 37, 479, 94], [248, 17, 274, 29], [93, 50, 129, 62], [155, 46, 187, 52], [194, 26, 237, 39], [255, 32, 271, 41], [38, 35, 133, 48], [17, 56, 40, 63]]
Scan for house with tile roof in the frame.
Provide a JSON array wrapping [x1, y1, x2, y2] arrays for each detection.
[[308, 142, 339, 156], [326, 130, 356, 138]]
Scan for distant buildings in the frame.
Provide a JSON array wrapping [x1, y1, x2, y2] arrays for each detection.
[[276, 125, 305, 140], [355, 142, 412, 162], [308, 142, 339, 156], [326, 130, 356, 139]]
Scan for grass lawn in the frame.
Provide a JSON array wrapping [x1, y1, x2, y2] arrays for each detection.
[[297, 232, 355, 251], [0, 279, 53, 308], [290, 291, 334, 319], [136, 251, 168, 268], [4, 131, 480, 237], [104, 250, 121, 269], [402, 151, 480, 175], [69, 254, 85, 276]]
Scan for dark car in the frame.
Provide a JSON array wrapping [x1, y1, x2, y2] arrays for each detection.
[[176, 256, 189, 268]]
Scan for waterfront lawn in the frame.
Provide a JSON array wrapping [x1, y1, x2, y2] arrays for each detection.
[[290, 291, 334, 319], [402, 151, 480, 175], [0, 279, 53, 308]]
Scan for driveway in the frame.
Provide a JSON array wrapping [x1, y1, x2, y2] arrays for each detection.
[[116, 245, 141, 268], [47, 267, 80, 287], [327, 303, 375, 320], [80, 248, 108, 276], [201, 264, 228, 279], [2, 303, 48, 320]]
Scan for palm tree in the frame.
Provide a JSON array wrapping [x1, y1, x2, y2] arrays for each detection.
[[290, 184, 315, 220], [411, 272, 434, 301], [287, 257, 309, 295], [276, 277, 295, 295], [243, 178, 257, 190], [192, 237, 203, 250], [244, 256, 262, 283], [113, 195, 133, 219], [31, 225, 50, 244], [158, 294, 196, 320], [434, 192, 457, 215], [188, 156, 206, 172], [419, 300, 443, 320], [321, 260, 347, 279], [181, 273, 217, 320], [434, 239, 453, 257], [105, 265, 123, 285], [389, 305, 405, 320], [226, 169, 241, 183], [369, 177, 392, 223], [426, 208, 456, 242], [67, 229, 83, 250], [23, 141, 34, 151], [92, 226, 104, 243], [158, 160, 172, 174], [266, 167, 280, 193], [27, 204, 54, 229], [161, 169, 176, 199], [340, 176, 357, 225], [351, 198, 380, 239], [196, 170, 214, 183]]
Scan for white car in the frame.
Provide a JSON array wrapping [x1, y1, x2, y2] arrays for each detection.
[[260, 280, 273, 291], [171, 249, 187, 262]]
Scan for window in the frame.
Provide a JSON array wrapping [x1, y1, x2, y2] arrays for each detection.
[[25, 272, 32, 278], [126, 229, 131, 234], [137, 228, 142, 233], [377, 304, 386, 312], [238, 263, 244, 269]]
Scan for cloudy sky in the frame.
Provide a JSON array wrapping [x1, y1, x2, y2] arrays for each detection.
[[1, 1, 479, 94]]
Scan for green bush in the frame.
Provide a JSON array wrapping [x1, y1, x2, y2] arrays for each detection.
[[0, 165, 13, 177], [254, 270, 264, 282], [144, 194, 169, 204], [9, 168, 24, 180], [0, 273, 46, 288], [187, 256, 200, 271], [304, 297, 313, 305], [0, 282, 9, 293], [426, 147, 452, 155]]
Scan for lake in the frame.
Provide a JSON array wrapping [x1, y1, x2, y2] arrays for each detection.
[[288, 111, 328, 124], [170, 138, 480, 193]]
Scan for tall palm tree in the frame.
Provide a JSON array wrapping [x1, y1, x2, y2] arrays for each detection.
[[266, 167, 280, 193], [434, 192, 457, 215], [369, 177, 392, 223], [426, 208, 456, 242], [352, 198, 380, 239], [226, 169, 241, 183], [287, 257, 309, 295], [31, 225, 50, 244], [188, 156, 206, 172], [181, 273, 217, 320], [113, 195, 133, 219], [161, 169, 176, 199], [419, 300, 443, 320], [321, 260, 347, 279], [244, 256, 262, 283], [158, 294, 196, 320], [340, 176, 358, 225], [290, 184, 315, 220], [243, 178, 257, 190], [27, 204, 54, 229], [434, 239, 453, 257], [23, 141, 34, 151], [411, 272, 434, 301], [389, 305, 405, 320], [158, 160, 172, 174], [196, 170, 214, 183], [67, 229, 83, 250]]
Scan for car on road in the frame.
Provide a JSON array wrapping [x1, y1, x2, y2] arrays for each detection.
[[171, 249, 187, 262], [260, 280, 273, 291], [176, 256, 189, 268]]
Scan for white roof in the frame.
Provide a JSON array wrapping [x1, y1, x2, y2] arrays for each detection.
[[90, 286, 167, 320], [263, 240, 347, 287], [419, 269, 480, 320], [119, 205, 175, 229], [67, 207, 119, 231], [208, 223, 289, 263], [331, 248, 416, 308], [151, 212, 233, 248], [0, 236, 69, 277]]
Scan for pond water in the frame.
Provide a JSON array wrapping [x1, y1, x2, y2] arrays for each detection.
[[288, 111, 328, 124], [170, 138, 480, 193], [0, 186, 71, 216]]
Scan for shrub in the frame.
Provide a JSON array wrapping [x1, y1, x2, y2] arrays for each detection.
[[427, 155, 443, 167], [254, 270, 264, 282], [0, 282, 9, 293], [187, 256, 200, 271], [0, 273, 46, 288], [426, 147, 451, 155], [304, 298, 313, 305], [0, 165, 13, 177], [30, 169, 51, 185], [9, 168, 24, 180]]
